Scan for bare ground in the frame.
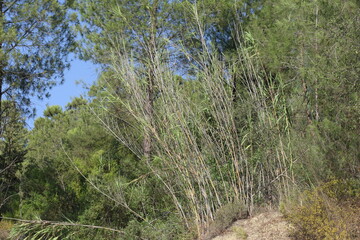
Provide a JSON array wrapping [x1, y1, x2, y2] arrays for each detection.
[[212, 211, 292, 240], [0, 230, 9, 240]]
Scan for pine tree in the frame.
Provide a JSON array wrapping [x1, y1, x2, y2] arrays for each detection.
[[0, 101, 26, 215], [0, 0, 75, 217], [77, 0, 180, 161], [0, 0, 75, 119]]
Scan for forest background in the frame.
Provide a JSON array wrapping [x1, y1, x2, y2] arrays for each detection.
[[0, 0, 359, 239]]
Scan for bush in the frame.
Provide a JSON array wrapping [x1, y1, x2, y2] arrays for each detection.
[[284, 179, 360, 240], [233, 226, 248, 239], [123, 214, 194, 240], [203, 200, 247, 239]]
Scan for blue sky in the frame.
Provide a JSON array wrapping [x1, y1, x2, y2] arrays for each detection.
[[27, 58, 98, 128]]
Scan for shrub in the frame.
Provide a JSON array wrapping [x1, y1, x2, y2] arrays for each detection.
[[233, 226, 248, 239], [284, 179, 360, 240], [203, 200, 247, 239], [123, 214, 194, 240]]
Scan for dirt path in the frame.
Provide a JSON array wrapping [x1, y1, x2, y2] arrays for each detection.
[[212, 211, 292, 240]]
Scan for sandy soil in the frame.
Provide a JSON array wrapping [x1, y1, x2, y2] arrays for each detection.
[[212, 211, 292, 240]]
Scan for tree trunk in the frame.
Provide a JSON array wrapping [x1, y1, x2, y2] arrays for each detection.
[[142, 0, 158, 162], [143, 75, 154, 161], [314, 4, 320, 121], [0, 0, 4, 137], [300, 44, 312, 123]]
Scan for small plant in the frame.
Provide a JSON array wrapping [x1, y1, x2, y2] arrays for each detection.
[[233, 226, 248, 239], [204, 201, 247, 239]]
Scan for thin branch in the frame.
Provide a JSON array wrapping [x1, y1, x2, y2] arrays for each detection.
[[3, 0, 20, 14], [0, 217, 125, 235], [0, 157, 18, 174]]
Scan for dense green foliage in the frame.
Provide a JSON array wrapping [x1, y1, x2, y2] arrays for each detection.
[[0, 0, 359, 239]]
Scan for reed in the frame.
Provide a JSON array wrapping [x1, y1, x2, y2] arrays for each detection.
[[95, 6, 296, 235]]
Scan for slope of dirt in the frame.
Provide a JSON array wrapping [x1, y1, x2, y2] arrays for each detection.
[[212, 211, 292, 240], [0, 230, 9, 240]]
